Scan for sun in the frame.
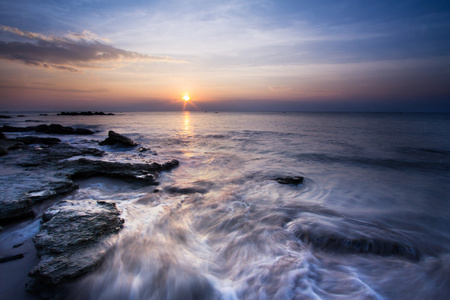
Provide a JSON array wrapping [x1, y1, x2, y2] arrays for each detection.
[[183, 94, 190, 101]]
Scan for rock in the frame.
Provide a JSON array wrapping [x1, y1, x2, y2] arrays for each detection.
[[57, 111, 115, 116], [0, 198, 34, 222], [276, 176, 304, 185], [66, 158, 179, 184], [0, 131, 5, 139], [0, 115, 11, 118], [99, 130, 138, 147], [13, 243, 24, 248], [165, 180, 213, 195], [138, 147, 149, 152], [29, 200, 124, 284], [287, 214, 419, 261], [16, 136, 61, 145], [0, 147, 7, 156], [0, 124, 94, 135], [0, 254, 25, 263], [17, 115, 26, 117]]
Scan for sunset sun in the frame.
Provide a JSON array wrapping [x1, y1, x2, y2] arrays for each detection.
[[183, 95, 190, 101]]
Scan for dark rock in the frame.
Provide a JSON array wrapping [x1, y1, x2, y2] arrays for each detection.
[[0, 131, 5, 139], [99, 130, 138, 147], [66, 158, 179, 184], [0, 147, 7, 156], [165, 180, 213, 195], [16, 136, 61, 145], [13, 242, 24, 248], [0, 115, 11, 118], [0, 124, 94, 135], [287, 214, 419, 261], [74, 128, 94, 135], [57, 111, 115, 116], [0, 254, 24, 263], [276, 176, 304, 185], [138, 147, 149, 152], [30, 200, 124, 284], [0, 198, 34, 222], [17, 115, 26, 117], [39, 114, 48, 116]]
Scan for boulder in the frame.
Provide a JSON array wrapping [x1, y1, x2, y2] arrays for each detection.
[[99, 130, 138, 147], [29, 200, 124, 284]]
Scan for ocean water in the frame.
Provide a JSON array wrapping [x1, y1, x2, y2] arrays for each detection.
[[1, 112, 450, 299]]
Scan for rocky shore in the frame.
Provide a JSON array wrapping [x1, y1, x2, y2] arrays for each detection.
[[0, 126, 179, 297]]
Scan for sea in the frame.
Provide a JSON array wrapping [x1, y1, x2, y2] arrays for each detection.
[[1, 112, 450, 299]]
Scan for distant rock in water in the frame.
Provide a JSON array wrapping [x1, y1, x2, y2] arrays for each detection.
[[0, 132, 5, 139], [99, 130, 138, 147], [0, 124, 94, 135], [276, 176, 304, 185], [58, 111, 115, 116], [0, 115, 11, 119]]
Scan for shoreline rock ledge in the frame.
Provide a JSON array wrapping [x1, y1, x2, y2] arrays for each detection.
[[27, 200, 124, 296]]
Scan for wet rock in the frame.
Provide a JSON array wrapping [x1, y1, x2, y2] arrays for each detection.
[[0, 253, 24, 263], [0, 198, 34, 222], [276, 176, 304, 185], [0, 124, 94, 135], [99, 130, 138, 147], [0, 115, 11, 118], [0, 147, 7, 156], [0, 131, 5, 139], [16, 136, 61, 145], [287, 213, 419, 261], [13, 242, 24, 248], [29, 200, 124, 284], [165, 180, 213, 195], [66, 158, 179, 184]]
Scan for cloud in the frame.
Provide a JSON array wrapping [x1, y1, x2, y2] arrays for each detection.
[[0, 25, 182, 72], [269, 85, 291, 92]]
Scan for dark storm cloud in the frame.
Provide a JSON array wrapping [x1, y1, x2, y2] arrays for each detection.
[[0, 25, 181, 72]]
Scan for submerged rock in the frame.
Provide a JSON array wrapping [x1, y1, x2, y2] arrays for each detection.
[[99, 130, 138, 147], [276, 176, 304, 185], [0, 253, 25, 263], [29, 200, 124, 285], [286, 213, 419, 261]]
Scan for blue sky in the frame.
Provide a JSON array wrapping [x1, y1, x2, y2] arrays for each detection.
[[0, 0, 449, 111]]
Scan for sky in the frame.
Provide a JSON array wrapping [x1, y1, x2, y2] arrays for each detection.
[[0, 0, 449, 112]]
